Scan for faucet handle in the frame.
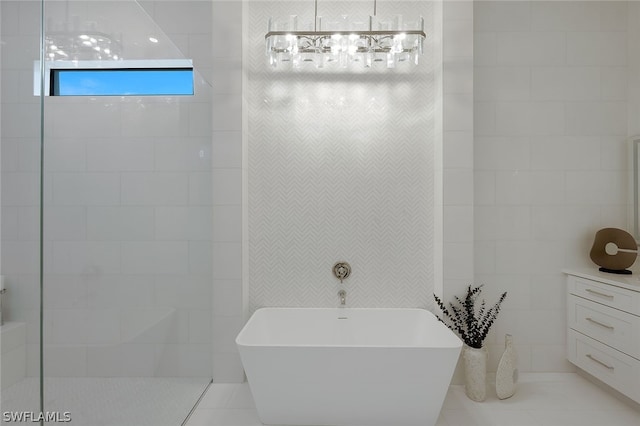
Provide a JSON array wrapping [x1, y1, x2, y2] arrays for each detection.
[[333, 262, 351, 283]]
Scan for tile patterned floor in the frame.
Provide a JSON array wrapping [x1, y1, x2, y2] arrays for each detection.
[[185, 373, 640, 426]]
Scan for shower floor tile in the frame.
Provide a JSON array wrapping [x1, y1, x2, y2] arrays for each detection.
[[1, 377, 210, 426], [186, 374, 640, 426]]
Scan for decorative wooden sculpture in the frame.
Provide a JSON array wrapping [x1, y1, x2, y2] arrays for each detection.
[[589, 228, 638, 274]]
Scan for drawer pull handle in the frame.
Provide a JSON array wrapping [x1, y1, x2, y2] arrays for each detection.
[[586, 354, 614, 370], [585, 289, 614, 299], [586, 317, 615, 330]]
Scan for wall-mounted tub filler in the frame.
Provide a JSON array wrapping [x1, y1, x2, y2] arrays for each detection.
[[333, 262, 351, 283], [338, 290, 346, 307]]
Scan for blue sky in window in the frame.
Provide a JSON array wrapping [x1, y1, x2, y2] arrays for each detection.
[[54, 69, 193, 96]]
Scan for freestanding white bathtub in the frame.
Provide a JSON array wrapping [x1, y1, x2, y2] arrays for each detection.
[[236, 308, 462, 426]]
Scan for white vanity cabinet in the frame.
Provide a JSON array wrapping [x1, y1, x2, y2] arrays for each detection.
[[565, 269, 640, 403]]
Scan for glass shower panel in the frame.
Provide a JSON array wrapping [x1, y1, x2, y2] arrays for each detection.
[[0, 0, 44, 420], [42, 1, 213, 424]]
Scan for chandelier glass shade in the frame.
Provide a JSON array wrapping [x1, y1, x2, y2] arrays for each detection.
[[266, 9, 426, 70]]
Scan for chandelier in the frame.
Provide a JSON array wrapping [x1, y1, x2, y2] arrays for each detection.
[[265, 0, 426, 69]]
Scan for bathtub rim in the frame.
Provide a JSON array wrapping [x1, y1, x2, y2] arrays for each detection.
[[235, 307, 463, 350]]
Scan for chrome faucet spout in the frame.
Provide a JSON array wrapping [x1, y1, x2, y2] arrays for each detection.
[[338, 290, 346, 307]]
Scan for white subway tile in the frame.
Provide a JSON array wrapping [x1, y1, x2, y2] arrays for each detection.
[[86, 309, 121, 344], [212, 315, 243, 354], [443, 242, 473, 280], [2, 172, 40, 206], [531, 345, 575, 372], [475, 136, 530, 171], [155, 138, 211, 171], [531, 67, 600, 101], [443, 169, 473, 205], [189, 241, 213, 275], [473, 171, 495, 205], [189, 310, 212, 344], [496, 32, 566, 66], [444, 93, 473, 131], [212, 132, 242, 169], [44, 206, 86, 241], [529, 171, 565, 205], [52, 241, 121, 274], [121, 172, 189, 205], [444, 0, 473, 22], [156, 275, 212, 310], [601, 1, 628, 31], [474, 1, 531, 32], [213, 205, 242, 242], [53, 173, 120, 206], [121, 102, 187, 138], [212, 94, 242, 131], [531, 1, 600, 32], [190, 172, 213, 206], [42, 275, 87, 309], [567, 32, 627, 67], [211, 352, 244, 383], [155, 1, 212, 35], [51, 103, 121, 138], [531, 205, 567, 242], [443, 19, 473, 58], [443, 205, 473, 243], [495, 102, 564, 136], [473, 101, 496, 136], [1, 138, 19, 172], [43, 345, 87, 377], [213, 280, 242, 317], [475, 67, 530, 101], [44, 138, 86, 172], [474, 32, 497, 67], [495, 171, 532, 204], [211, 59, 243, 95], [87, 206, 155, 241], [212, 243, 242, 280], [495, 241, 533, 274], [212, 169, 242, 205], [565, 101, 627, 136], [473, 240, 496, 273], [87, 139, 154, 172], [600, 67, 627, 101], [121, 242, 189, 274], [155, 206, 213, 241], [17, 206, 39, 241], [2, 207, 19, 240], [2, 241, 40, 274], [120, 344, 158, 377]]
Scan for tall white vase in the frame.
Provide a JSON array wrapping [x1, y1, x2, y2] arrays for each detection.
[[462, 345, 488, 402], [495, 334, 518, 399]]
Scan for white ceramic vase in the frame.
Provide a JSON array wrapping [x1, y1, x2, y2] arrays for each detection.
[[495, 334, 518, 399], [462, 345, 488, 402]]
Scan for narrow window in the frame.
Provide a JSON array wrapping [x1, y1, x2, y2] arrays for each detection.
[[50, 68, 194, 96]]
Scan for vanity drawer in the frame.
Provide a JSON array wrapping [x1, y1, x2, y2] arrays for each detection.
[[567, 329, 640, 403], [568, 276, 639, 314], [568, 295, 640, 359]]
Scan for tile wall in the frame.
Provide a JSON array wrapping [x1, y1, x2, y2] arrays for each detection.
[[1, 0, 219, 379], [474, 1, 630, 373]]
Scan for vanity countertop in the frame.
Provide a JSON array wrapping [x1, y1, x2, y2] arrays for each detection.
[[563, 267, 640, 293]]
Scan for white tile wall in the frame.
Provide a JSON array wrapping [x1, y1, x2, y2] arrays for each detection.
[[474, 0, 630, 374], [1, 0, 217, 380]]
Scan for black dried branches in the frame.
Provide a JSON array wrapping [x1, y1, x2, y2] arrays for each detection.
[[434, 284, 507, 349]]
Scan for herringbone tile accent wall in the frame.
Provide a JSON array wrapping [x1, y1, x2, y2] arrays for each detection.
[[248, 1, 437, 311]]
